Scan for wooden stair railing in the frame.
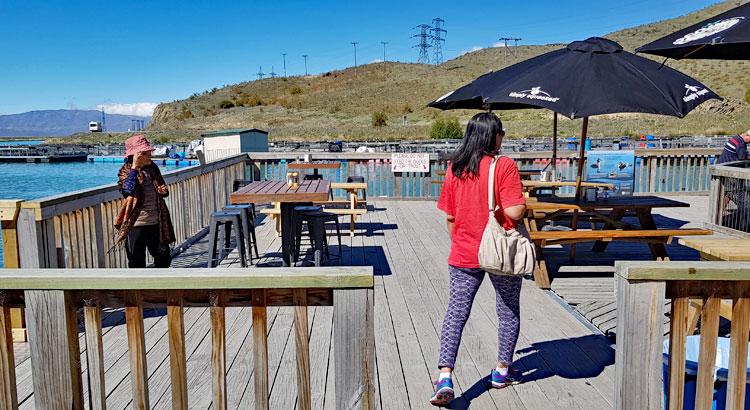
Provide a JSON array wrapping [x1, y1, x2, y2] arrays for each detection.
[[0, 267, 375, 410]]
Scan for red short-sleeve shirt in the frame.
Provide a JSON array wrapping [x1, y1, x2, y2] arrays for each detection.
[[437, 155, 526, 268]]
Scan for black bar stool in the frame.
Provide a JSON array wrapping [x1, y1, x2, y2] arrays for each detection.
[[294, 208, 342, 266], [207, 211, 247, 268], [223, 204, 260, 262], [233, 179, 257, 219], [304, 174, 323, 181]]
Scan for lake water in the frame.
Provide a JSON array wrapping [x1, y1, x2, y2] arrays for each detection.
[[0, 161, 187, 267], [0, 140, 44, 146]]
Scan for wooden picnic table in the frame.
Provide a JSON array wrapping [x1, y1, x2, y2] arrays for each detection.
[[522, 180, 614, 196], [677, 237, 750, 261], [524, 196, 712, 288], [286, 161, 342, 177], [231, 180, 331, 266]]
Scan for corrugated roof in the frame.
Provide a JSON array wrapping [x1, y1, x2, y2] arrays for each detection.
[[201, 128, 269, 137]]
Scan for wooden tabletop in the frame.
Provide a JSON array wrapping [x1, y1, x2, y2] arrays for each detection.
[[526, 195, 690, 211], [678, 238, 750, 261], [286, 161, 341, 170], [230, 180, 331, 204]]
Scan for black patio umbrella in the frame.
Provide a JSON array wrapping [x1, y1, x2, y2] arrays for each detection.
[[636, 2, 750, 60], [429, 37, 720, 199]]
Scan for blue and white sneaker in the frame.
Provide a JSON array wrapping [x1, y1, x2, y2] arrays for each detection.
[[430, 377, 455, 406], [491, 367, 523, 389]]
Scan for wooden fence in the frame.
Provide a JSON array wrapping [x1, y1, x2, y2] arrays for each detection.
[[615, 261, 750, 410], [708, 161, 750, 237], [6, 154, 246, 270], [247, 149, 720, 198], [0, 267, 375, 409]]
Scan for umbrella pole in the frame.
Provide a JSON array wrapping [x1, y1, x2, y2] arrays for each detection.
[[574, 117, 589, 201], [552, 113, 558, 195]]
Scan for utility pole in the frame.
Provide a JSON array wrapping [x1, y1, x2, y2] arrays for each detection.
[[413, 24, 432, 64], [351, 41, 359, 75], [302, 54, 308, 76], [498, 37, 512, 66], [269, 66, 277, 78], [282, 53, 287, 77], [431, 18, 446, 65], [257, 66, 264, 80], [512, 38, 522, 58], [380, 41, 388, 62]]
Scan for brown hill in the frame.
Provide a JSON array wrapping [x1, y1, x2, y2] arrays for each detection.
[[148, 1, 750, 141]]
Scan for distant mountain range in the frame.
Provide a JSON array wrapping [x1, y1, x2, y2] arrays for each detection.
[[0, 109, 150, 137]]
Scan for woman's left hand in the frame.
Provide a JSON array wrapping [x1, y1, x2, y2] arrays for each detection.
[[156, 185, 168, 195]]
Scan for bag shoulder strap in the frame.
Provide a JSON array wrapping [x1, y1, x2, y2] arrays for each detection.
[[487, 155, 501, 212]]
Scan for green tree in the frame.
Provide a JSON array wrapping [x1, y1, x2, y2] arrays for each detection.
[[430, 118, 463, 139], [372, 111, 388, 127]]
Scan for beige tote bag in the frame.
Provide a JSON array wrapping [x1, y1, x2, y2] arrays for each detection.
[[477, 156, 536, 276]]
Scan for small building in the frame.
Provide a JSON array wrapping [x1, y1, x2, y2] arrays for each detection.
[[200, 128, 269, 162], [89, 121, 102, 132]]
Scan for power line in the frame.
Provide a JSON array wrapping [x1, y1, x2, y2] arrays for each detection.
[[431, 18, 446, 65], [282, 53, 287, 77], [302, 54, 309, 76], [412, 24, 432, 64]]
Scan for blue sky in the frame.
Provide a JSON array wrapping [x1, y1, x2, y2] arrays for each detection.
[[0, 0, 719, 116]]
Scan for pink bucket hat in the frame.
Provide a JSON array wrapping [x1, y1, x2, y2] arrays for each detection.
[[124, 134, 155, 157]]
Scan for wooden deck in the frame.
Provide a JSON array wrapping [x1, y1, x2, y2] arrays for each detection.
[[12, 200, 615, 409]]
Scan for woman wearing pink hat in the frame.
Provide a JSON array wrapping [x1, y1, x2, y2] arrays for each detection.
[[115, 134, 176, 268]]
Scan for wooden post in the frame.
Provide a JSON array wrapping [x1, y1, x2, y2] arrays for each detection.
[[252, 289, 269, 410], [614, 274, 665, 410], [210, 292, 227, 410], [0, 306, 18, 410], [125, 291, 149, 410], [0, 201, 26, 343], [573, 117, 589, 202], [167, 291, 188, 410], [334, 288, 375, 410], [293, 289, 312, 410], [84, 305, 107, 410], [24, 290, 83, 409], [726, 284, 750, 410]]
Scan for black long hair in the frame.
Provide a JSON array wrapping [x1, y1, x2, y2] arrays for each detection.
[[450, 112, 503, 179]]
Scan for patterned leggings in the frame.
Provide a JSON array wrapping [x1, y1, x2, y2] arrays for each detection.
[[437, 265, 522, 369]]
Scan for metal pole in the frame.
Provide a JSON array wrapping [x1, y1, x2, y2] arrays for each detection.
[[552, 112, 558, 179], [302, 55, 308, 76], [574, 117, 589, 201], [351, 42, 359, 75], [282, 53, 287, 77]]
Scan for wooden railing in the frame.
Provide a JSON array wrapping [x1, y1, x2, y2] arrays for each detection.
[[0, 267, 375, 409], [8, 154, 246, 270], [615, 261, 750, 410], [708, 161, 750, 237], [247, 149, 720, 198]]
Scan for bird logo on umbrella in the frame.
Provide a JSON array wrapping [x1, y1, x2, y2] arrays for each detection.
[[673, 17, 745, 45]]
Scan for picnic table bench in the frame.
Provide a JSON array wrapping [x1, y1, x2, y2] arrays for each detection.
[[524, 196, 713, 288]]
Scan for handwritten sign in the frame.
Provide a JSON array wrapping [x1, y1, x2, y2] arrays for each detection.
[[391, 153, 430, 173]]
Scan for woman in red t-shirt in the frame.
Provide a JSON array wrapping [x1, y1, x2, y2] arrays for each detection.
[[430, 112, 527, 406]]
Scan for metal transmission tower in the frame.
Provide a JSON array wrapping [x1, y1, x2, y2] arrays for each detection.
[[269, 66, 277, 78], [302, 54, 309, 76], [380, 41, 388, 62], [431, 18, 446, 65], [257, 66, 265, 80], [412, 24, 432, 64], [282, 53, 287, 77], [351, 41, 359, 75]]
